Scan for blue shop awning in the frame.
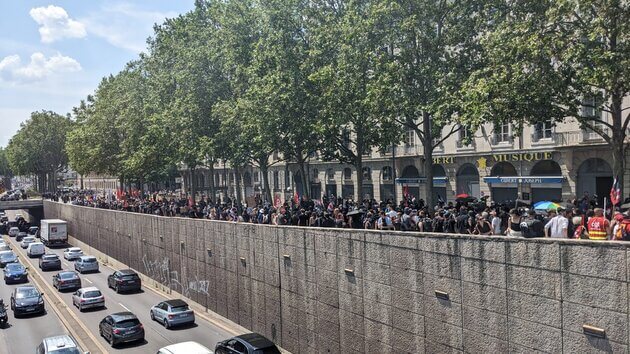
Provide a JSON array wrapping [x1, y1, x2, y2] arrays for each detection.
[[483, 176, 564, 184]]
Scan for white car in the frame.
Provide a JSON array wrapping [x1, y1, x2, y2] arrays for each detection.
[[27, 242, 45, 258], [63, 247, 83, 261], [157, 341, 213, 354], [72, 286, 105, 311], [21, 236, 36, 249]]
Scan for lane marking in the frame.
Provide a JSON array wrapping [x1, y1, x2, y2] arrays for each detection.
[[118, 302, 131, 312], [84, 278, 93, 284]]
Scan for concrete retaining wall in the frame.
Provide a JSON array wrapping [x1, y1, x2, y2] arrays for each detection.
[[45, 201, 630, 353]]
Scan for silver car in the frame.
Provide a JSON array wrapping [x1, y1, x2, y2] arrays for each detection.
[[72, 287, 105, 311], [74, 256, 99, 274], [150, 299, 195, 329], [37, 334, 84, 353]]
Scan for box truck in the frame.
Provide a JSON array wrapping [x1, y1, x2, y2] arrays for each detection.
[[40, 219, 68, 246]]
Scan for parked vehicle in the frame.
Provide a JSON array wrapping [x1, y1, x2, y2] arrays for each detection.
[[0, 244, 11, 252], [74, 256, 99, 273], [39, 254, 62, 271], [107, 269, 141, 293], [28, 226, 40, 237], [16, 231, 27, 242], [27, 242, 45, 258], [99, 312, 145, 347], [40, 219, 68, 246], [150, 299, 195, 329], [3, 263, 27, 284], [0, 251, 18, 268], [63, 247, 83, 261], [0, 215, 8, 223], [158, 341, 213, 354], [36, 334, 84, 354], [8, 227, 19, 237], [11, 286, 45, 317], [0, 300, 7, 327], [215, 333, 280, 354], [72, 287, 105, 311], [53, 271, 82, 291], [21, 236, 36, 249]]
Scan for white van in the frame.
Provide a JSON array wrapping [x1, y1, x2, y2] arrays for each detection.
[[27, 242, 45, 258], [157, 341, 213, 354]]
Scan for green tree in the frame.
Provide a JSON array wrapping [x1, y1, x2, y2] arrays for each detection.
[[462, 0, 630, 198], [310, 0, 399, 200], [0, 147, 13, 191], [7, 111, 72, 192]]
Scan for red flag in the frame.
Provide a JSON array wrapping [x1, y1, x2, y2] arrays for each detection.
[[611, 176, 621, 206]]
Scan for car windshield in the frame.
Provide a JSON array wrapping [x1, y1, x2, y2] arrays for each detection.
[[16, 288, 40, 299], [44, 255, 58, 261], [121, 275, 138, 280], [83, 258, 96, 263], [5, 264, 24, 271], [24, 237, 35, 242], [255, 347, 281, 354], [116, 319, 140, 328], [60, 273, 77, 279], [0, 253, 15, 260], [84, 290, 101, 298], [171, 305, 189, 313], [69, 249, 81, 253]]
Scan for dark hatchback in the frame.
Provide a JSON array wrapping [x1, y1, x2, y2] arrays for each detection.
[[53, 271, 82, 291], [11, 285, 45, 317], [0, 251, 18, 268], [4, 263, 28, 284], [99, 312, 145, 347], [39, 254, 62, 271], [107, 269, 141, 293], [215, 333, 281, 354]]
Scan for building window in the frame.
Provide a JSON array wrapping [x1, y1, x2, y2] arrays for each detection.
[[533, 119, 553, 141], [273, 171, 279, 190], [493, 122, 510, 143], [382, 166, 393, 181], [327, 168, 335, 182], [312, 168, 319, 181], [362, 167, 372, 181], [344, 168, 352, 180], [215, 173, 220, 186], [342, 130, 351, 149], [404, 128, 416, 147], [253, 171, 259, 183], [581, 96, 602, 119]]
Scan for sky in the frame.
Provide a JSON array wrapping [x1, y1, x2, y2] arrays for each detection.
[[0, 1, 195, 147]]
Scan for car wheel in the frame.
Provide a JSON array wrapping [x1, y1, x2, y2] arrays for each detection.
[[150, 311, 154, 321], [115, 285, 119, 293], [78, 304, 83, 312], [163, 318, 170, 329]]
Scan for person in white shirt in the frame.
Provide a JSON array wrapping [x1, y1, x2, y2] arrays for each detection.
[[491, 210, 502, 235], [544, 208, 569, 238]]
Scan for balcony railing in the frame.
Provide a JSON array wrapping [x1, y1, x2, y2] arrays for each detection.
[[490, 134, 514, 146], [456, 139, 475, 149], [531, 130, 555, 143]]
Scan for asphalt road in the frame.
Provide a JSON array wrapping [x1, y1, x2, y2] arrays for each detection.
[[1, 209, 235, 353]]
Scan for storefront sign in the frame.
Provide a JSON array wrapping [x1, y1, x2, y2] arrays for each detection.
[[433, 156, 455, 164], [491, 151, 553, 163], [484, 176, 564, 184]]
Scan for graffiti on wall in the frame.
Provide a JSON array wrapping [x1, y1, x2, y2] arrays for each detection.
[[142, 255, 209, 297]]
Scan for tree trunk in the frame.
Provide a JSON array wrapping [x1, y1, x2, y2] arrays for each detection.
[[234, 166, 242, 207], [423, 111, 434, 213], [189, 167, 196, 204], [610, 92, 626, 205], [260, 164, 272, 203], [119, 176, 124, 193], [209, 165, 216, 203], [298, 159, 310, 199], [355, 157, 363, 202], [80, 175, 84, 190]]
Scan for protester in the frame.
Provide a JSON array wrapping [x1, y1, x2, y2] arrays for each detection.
[[545, 208, 569, 238]]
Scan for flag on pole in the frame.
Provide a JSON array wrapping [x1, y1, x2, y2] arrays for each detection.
[[610, 176, 621, 206]]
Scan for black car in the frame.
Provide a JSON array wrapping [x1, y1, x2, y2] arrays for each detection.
[[3, 263, 28, 284], [107, 269, 141, 293], [16, 231, 27, 242], [215, 333, 281, 354], [99, 312, 144, 347], [11, 286, 45, 317], [39, 254, 62, 271], [0, 251, 18, 268], [53, 271, 82, 291]]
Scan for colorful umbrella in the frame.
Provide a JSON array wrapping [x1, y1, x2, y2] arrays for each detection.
[[533, 201, 561, 210], [455, 194, 476, 202]]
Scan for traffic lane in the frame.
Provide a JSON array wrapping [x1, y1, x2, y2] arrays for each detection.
[[0, 258, 68, 353], [9, 237, 233, 352]]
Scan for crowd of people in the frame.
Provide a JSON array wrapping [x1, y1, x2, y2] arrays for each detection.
[[43, 189, 630, 241]]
